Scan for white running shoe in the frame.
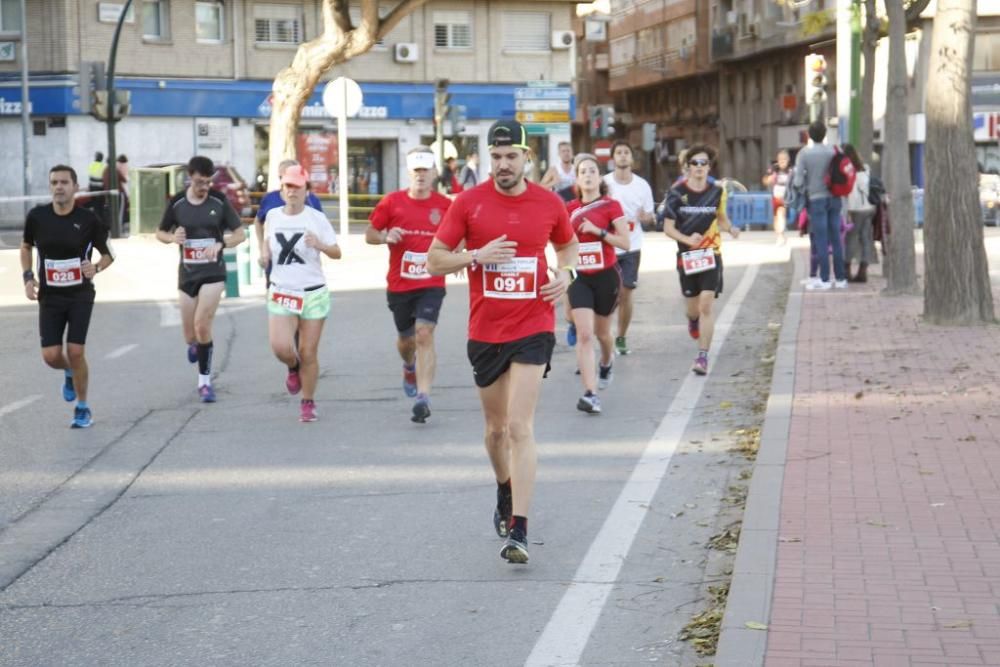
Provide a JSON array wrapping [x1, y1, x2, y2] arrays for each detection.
[[805, 280, 832, 291]]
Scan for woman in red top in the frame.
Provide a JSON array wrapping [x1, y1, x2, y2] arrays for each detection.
[[566, 154, 630, 414]]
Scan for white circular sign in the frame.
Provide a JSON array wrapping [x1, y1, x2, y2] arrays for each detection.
[[322, 77, 364, 118]]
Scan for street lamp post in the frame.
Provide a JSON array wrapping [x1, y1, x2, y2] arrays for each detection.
[[105, 0, 136, 238], [19, 0, 30, 216]]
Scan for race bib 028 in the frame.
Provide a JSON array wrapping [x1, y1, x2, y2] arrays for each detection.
[[483, 257, 538, 300], [44, 258, 83, 287]]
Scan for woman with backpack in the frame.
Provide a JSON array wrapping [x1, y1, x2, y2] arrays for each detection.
[[841, 144, 876, 283]]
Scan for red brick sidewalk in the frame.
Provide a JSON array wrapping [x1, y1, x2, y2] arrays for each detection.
[[765, 263, 1000, 666]]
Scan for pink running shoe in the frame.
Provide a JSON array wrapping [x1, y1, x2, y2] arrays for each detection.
[[299, 399, 317, 422], [286, 368, 302, 395]]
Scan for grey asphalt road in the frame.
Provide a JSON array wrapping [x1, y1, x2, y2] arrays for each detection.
[[0, 235, 791, 666]]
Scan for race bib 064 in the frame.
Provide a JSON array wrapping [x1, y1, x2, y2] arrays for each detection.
[[183, 238, 216, 265], [483, 257, 538, 300], [44, 258, 83, 287], [400, 250, 430, 280]]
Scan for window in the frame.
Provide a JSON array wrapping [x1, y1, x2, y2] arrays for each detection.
[[433, 10, 471, 49], [974, 32, 1000, 72], [0, 0, 22, 32], [255, 4, 301, 45], [195, 1, 223, 43], [142, 0, 170, 40], [349, 5, 389, 48], [501, 11, 550, 52]]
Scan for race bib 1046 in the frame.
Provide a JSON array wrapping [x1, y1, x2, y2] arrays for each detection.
[[483, 257, 538, 300], [681, 248, 717, 276], [577, 241, 605, 271], [400, 250, 430, 280], [183, 238, 216, 265], [270, 286, 305, 314], [44, 258, 83, 287]]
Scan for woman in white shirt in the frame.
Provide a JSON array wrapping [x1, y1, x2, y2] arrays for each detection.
[[842, 144, 876, 283], [260, 165, 342, 422]]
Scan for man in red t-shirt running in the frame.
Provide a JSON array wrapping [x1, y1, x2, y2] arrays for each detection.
[[427, 120, 579, 564], [366, 147, 452, 423]]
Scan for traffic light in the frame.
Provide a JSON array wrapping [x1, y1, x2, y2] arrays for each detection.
[[601, 106, 615, 138], [78, 61, 106, 115], [589, 106, 603, 138], [805, 53, 828, 122], [91, 89, 131, 122], [434, 78, 451, 131], [448, 104, 467, 136]]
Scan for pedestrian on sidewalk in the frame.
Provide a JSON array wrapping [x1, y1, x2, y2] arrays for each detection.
[[793, 121, 847, 290], [763, 149, 792, 245], [842, 144, 877, 283]]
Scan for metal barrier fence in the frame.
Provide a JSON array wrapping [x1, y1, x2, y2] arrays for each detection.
[[726, 193, 774, 230]]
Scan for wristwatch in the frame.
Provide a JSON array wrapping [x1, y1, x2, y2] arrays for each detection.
[[22, 270, 34, 284], [599, 229, 608, 240], [470, 249, 479, 270]]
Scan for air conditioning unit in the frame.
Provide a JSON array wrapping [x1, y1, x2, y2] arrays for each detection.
[[551, 30, 574, 50], [394, 42, 419, 63]]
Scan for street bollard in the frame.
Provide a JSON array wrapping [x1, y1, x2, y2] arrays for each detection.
[[238, 239, 251, 287], [224, 247, 239, 297]]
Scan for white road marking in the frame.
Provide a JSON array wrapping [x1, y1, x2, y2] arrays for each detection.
[[159, 301, 180, 327], [105, 343, 139, 360], [0, 395, 42, 419], [525, 262, 761, 667]]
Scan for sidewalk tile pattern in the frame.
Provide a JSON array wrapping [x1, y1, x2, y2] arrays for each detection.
[[765, 274, 1000, 666]]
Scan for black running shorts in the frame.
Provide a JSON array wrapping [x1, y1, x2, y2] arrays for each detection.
[[678, 253, 724, 298], [38, 291, 95, 348], [467, 332, 555, 389], [567, 266, 622, 317], [617, 250, 641, 289], [179, 276, 226, 299], [386, 287, 446, 337]]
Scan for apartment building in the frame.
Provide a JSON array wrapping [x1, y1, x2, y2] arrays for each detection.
[[0, 0, 577, 202]]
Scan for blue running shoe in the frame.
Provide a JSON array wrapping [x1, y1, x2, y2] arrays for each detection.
[[71, 406, 93, 429], [187, 342, 198, 364], [411, 395, 431, 424], [199, 385, 216, 403], [566, 323, 577, 347], [62, 373, 76, 402], [402, 364, 418, 398]]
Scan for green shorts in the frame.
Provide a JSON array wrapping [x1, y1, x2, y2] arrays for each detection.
[[267, 285, 331, 320]]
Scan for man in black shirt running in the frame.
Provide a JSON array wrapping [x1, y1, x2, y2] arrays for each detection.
[[21, 165, 115, 428], [156, 156, 245, 403]]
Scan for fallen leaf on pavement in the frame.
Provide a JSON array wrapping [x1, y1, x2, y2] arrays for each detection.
[[745, 621, 768, 630]]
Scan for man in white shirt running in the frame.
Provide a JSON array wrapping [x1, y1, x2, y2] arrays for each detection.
[[602, 141, 655, 356], [540, 142, 575, 194]]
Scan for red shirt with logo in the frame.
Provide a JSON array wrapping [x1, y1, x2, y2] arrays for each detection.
[[566, 196, 623, 274], [435, 181, 575, 343], [369, 190, 452, 292]]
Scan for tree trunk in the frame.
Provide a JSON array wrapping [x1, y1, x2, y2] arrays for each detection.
[[266, 0, 430, 188], [882, 0, 919, 295], [923, 1, 994, 324], [858, 0, 878, 168]]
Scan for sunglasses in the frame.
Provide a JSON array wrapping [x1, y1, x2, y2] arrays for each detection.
[[688, 159, 710, 167]]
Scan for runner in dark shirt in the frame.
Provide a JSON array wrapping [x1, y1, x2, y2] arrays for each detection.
[[156, 156, 245, 403], [20, 164, 115, 428], [662, 144, 739, 376]]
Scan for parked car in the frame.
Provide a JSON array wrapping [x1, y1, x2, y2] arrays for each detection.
[[144, 163, 253, 218]]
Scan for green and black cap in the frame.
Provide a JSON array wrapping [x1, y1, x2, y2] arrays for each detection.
[[487, 120, 530, 150]]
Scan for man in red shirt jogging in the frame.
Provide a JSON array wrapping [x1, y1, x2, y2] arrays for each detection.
[[427, 120, 579, 564], [366, 147, 452, 423]]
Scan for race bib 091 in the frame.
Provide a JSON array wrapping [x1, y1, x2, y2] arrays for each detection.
[[483, 257, 538, 300]]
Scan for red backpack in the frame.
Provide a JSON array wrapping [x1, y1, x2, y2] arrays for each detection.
[[825, 146, 857, 197]]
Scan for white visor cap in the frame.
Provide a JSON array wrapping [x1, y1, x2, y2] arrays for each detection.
[[406, 152, 436, 171]]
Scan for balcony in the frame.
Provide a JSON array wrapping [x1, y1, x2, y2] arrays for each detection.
[[711, 30, 734, 60]]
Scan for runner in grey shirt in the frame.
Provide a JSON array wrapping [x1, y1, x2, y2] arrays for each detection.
[[156, 156, 245, 402]]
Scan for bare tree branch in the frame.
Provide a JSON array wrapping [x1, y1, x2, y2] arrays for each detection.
[[378, 0, 432, 41]]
